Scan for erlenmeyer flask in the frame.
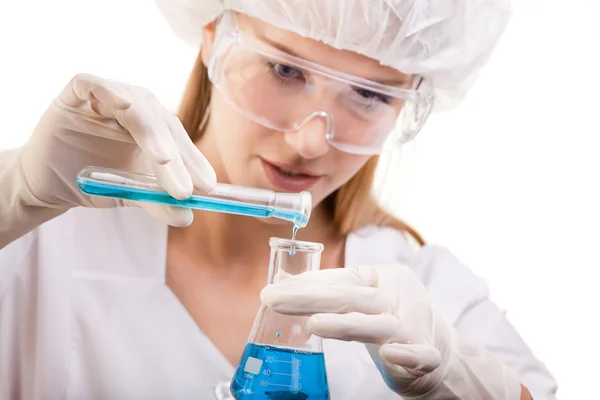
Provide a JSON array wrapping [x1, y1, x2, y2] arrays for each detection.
[[230, 238, 330, 400]]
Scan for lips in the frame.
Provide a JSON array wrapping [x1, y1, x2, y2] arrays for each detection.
[[261, 159, 321, 192]]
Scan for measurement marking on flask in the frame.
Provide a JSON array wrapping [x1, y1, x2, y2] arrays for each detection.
[[260, 382, 303, 390], [267, 356, 302, 365]]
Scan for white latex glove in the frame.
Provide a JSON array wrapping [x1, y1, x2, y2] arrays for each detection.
[[260, 265, 523, 399], [0, 73, 216, 247]]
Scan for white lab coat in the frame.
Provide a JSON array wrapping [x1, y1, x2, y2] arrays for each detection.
[[0, 207, 557, 399]]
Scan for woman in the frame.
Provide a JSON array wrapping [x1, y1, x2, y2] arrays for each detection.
[[0, 1, 557, 399]]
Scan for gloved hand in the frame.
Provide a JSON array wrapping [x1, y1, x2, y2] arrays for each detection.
[[260, 265, 523, 399], [0, 73, 216, 248]]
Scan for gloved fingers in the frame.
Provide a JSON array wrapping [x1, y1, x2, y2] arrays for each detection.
[[260, 278, 387, 316], [59, 73, 133, 110], [165, 112, 217, 193], [60, 74, 177, 168], [58, 74, 210, 201], [108, 89, 198, 200], [113, 95, 175, 165], [122, 200, 194, 227], [306, 312, 410, 344], [379, 343, 441, 375], [148, 162, 192, 201]]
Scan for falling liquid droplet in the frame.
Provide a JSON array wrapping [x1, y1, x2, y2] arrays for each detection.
[[275, 330, 282, 337], [289, 224, 299, 255]]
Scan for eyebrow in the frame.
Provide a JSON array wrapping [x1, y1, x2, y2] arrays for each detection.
[[255, 32, 304, 58], [374, 76, 412, 87], [254, 32, 411, 88]]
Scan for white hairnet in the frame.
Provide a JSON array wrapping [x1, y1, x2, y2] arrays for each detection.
[[153, 0, 511, 109]]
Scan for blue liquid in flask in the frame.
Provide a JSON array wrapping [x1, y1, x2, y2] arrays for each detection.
[[230, 343, 330, 400], [76, 180, 309, 227]]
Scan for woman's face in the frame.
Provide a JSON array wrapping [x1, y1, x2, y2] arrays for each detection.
[[198, 14, 410, 214]]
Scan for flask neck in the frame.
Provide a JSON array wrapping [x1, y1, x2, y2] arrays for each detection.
[[266, 238, 324, 285]]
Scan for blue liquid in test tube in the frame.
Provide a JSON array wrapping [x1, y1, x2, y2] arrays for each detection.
[[76, 166, 311, 227]]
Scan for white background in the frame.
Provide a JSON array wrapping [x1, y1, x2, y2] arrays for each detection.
[[1, 1, 598, 398]]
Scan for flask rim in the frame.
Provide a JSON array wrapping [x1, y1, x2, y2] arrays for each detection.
[[268, 237, 324, 253]]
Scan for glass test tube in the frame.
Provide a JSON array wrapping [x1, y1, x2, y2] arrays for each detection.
[[76, 166, 312, 227]]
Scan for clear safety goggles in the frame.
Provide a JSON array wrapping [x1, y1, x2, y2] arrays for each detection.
[[207, 11, 434, 155]]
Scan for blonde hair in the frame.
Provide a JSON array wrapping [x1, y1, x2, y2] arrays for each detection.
[[178, 52, 425, 246]]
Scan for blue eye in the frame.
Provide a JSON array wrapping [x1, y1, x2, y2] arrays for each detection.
[[354, 88, 391, 104], [269, 62, 304, 80]]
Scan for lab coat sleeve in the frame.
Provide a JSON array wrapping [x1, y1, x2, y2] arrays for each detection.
[[454, 297, 559, 399], [0, 230, 37, 399], [0, 149, 67, 249], [410, 245, 559, 399], [0, 220, 73, 399]]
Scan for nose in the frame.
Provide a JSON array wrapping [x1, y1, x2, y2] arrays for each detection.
[[284, 112, 331, 159]]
